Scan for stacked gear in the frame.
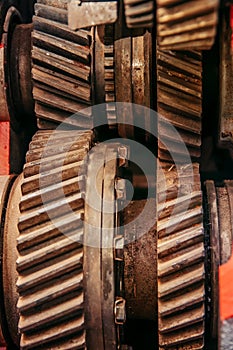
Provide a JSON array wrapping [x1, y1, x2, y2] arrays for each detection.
[[1, 0, 233, 350]]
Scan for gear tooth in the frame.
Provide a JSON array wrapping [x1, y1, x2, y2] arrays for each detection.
[[157, 50, 202, 163], [158, 224, 204, 257], [17, 272, 83, 314], [158, 263, 205, 298], [158, 242, 205, 277], [20, 315, 85, 350], [17, 252, 82, 294], [159, 284, 205, 317], [32, 1, 93, 129], [124, 0, 154, 28], [17, 130, 92, 349], [159, 323, 204, 349], [17, 213, 83, 252], [157, 0, 219, 50]]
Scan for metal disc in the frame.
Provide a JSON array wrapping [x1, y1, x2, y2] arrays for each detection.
[[84, 144, 118, 349], [0, 175, 15, 347], [3, 174, 23, 348]]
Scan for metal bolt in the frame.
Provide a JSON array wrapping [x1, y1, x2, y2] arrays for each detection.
[[114, 235, 124, 261], [114, 297, 126, 325], [118, 146, 129, 167], [115, 179, 126, 200]]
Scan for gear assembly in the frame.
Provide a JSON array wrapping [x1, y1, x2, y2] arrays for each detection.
[[0, 0, 233, 349]]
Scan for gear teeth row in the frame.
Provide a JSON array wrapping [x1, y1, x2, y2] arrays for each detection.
[[157, 164, 205, 349], [16, 130, 92, 349], [157, 0, 219, 50], [157, 49, 202, 163], [124, 0, 154, 28], [104, 25, 116, 128], [32, 0, 93, 130]]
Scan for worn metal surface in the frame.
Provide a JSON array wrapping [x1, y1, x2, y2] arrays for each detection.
[[157, 49, 202, 163], [219, 7, 233, 158], [2, 175, 23, 348], [115, 27, 152, 140], [205, 180, 220, 341], [32, 0, 94, 129], [123, 199, 157, 320], [84, 144, 117, 349], [84, 146, 106, 350], [157, 0, 219, 50], [102, 148, 118, 348], [0, 176, 15, 347], [205, 181, 233, 349], [124, 0, 154, 28], [0, 6, 22, 122], [0, 46, 9, 121], [157, 164, 205, 349], [68, 0, 117, 29], [16, 130, 92, 349], [10, 23, 34, 129]]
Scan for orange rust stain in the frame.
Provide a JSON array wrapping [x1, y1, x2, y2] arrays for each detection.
[[0, 122, 10, 175], [219, 247, 233, 321]]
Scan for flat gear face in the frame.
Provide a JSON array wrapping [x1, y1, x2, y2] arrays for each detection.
[[157, 0, 219, 50], [0, 176, 17, 348], [157, 48, 205, 349], [32, 0, 94, 129], [16, 129, 92, 349], [84, 144, 118, 349], [115, 30, 152, 141]]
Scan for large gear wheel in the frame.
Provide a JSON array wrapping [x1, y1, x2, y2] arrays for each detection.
[[16, 129, 92, 349], [157, 0, 219, 50], [157, 164, 205, 349], [157, 47, 205, 349], [32, 0, 94, 129], [16, 129, 124, 349]]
